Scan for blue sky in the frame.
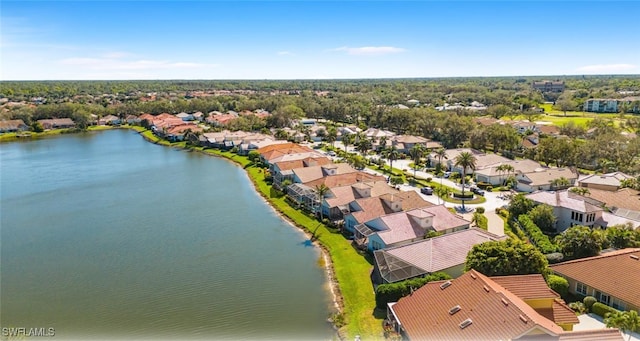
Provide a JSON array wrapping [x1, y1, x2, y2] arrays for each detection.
[[2, 1, 639, 80]]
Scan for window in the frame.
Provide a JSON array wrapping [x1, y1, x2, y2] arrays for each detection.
[[576, 282, 588, 295], [596, 291, 610, 305], [612, 298, 625, 311], [571, 211, 575, 220]]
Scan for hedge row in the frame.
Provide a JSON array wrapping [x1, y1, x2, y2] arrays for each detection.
[[591, 302, 620, 318], [375, 272, 452, 309], [518, 215, 557, 254]]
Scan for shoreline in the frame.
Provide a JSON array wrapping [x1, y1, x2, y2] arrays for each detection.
[[195, 147, 345, 318], [4, 126, 365, 339]]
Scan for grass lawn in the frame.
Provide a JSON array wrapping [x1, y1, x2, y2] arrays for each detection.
[[502, 103, 630, 128]]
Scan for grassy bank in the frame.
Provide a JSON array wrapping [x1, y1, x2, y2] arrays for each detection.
[[203, 149, 383, 340]]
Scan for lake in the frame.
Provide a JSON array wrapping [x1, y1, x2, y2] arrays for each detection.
[[0, 129, 333, 340]]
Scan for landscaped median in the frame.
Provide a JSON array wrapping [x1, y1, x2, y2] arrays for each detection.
[[203, 148, 384, 340]]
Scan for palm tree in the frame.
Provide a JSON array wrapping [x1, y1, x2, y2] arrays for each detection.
[[315, 184, 330, 220], [342, 133, 355, 153], [326, 127, 338, 149], [435, 185, 452, 206], [550, 177, 571, 190], [496, 164, 515, 186], [356, 138, 372, 157], [605, 310, 640, 341], [378, 136, 388, 152], [435, 148, 448, 175], [409, 144, 426, 178], [383, 145, 400, 177], [569, 187, 590, 196], [454, 151, 477, 210]]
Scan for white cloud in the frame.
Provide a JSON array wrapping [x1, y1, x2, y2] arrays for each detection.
[[59, 55, 218, 71], [577, 63, 637, 73], [330, 46, 407, 56]]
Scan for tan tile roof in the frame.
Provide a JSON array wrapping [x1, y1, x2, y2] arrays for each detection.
[[556, 329, 624, 341], [325, 181, 397, 208], [293, 163, 357, 184], [526, 190, 603, 213], [274, 157, 332, 172], [350, 191, 433, 225], [391, 270, 565, 341], [491, 274, 560, 300], [550, 299, 580, 325], [257, 143, 313, 162], [551, 248, 640, 308], [0, 119, 27, 130], [579, 172, 634, 188], [304, 172, 386, 189], [520, 168, 578, 187], [376, 228, 504, 282], [537, 125, 561, 135]]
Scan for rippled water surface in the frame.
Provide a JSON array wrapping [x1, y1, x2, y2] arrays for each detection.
[[1, 130, 333, 340]]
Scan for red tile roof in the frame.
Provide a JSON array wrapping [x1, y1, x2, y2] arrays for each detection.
[[304, 172, 386, 189], [550, 248, 640, 309], [491, 274, 560, 300], [391, 270, 565, 341]]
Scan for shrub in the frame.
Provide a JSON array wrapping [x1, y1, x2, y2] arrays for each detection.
[[375, 272, 452, 309], [426, 177, 432, 182], [546, 274, 569, 298], [591, 302, 620, 318], [518, 215, 557, 254], [473, 213, 488, 230], [476, 207, 485, 214], [583, 296, 597, 311], [476, 181, 492, 189], [545, 252, 565, 264], [569, 302, 587, 314], [453, 193, 474, 199], [487, 185, 493, 191], [390, 176, 404, 185]]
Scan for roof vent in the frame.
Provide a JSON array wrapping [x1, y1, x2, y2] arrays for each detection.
[[459, 318, 473, 329], [501, 298, 509, 306], [483, 285, 490, 292], [440, 281, 452, 290], [449, 305, 461, 315], [470, 273, 477, 279], [631, 255, 639, 260], [519, 315, 528, 323]]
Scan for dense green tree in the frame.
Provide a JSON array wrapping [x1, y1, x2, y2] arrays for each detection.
[[508, 194, 535, 220], [555, 225, 605, 260], [528, 204, 557, 233], [546, 274, 569, 298], [605, 310, 640, 341], [465, 239, 549, 277], [605, 223, 640, 249], [409, 144, 426, 178]]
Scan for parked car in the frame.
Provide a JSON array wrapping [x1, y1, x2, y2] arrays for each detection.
[[443, 171, 451, 178], [421, 186, 433, 195], [328, 151, 336, 157], [471, 187, 485, 196]]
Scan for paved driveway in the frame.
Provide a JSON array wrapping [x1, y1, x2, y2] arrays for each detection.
[[574, 313, 639, 341]]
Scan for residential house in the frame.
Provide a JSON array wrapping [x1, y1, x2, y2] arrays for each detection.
[[516, 168, 578, 193], [537, 124, 561, 137], [125, 115, 141, 125], [578, 172, 635, 192], [343, 191, 433, 234], [532, 81, 565, 92], [475, 159, 545, 186], [271, 156, 333, 189], [573, 187, 640, 219], [359, 205, 471, 251], [206, 113, 237, 126], [373, 228, 505, 283], [510, 120, 538, 135], [287, 164, 359, 209], [192, 111, 205, 121], [0, 119, 28, 133], [387, 270, 620, 341], [37, 118, 75, 129], [525, 190, 604, 231], [429, 148, 484, 172], [257, 143, 315, 166], [176, 112, 194, 121], [321, 181, 397, 220], [98, 114, 121, 125], [391, 135, 442, 154], [303, 172, 386, 190], [164, 125, 203, 142], [551, 248, 640, 312]]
